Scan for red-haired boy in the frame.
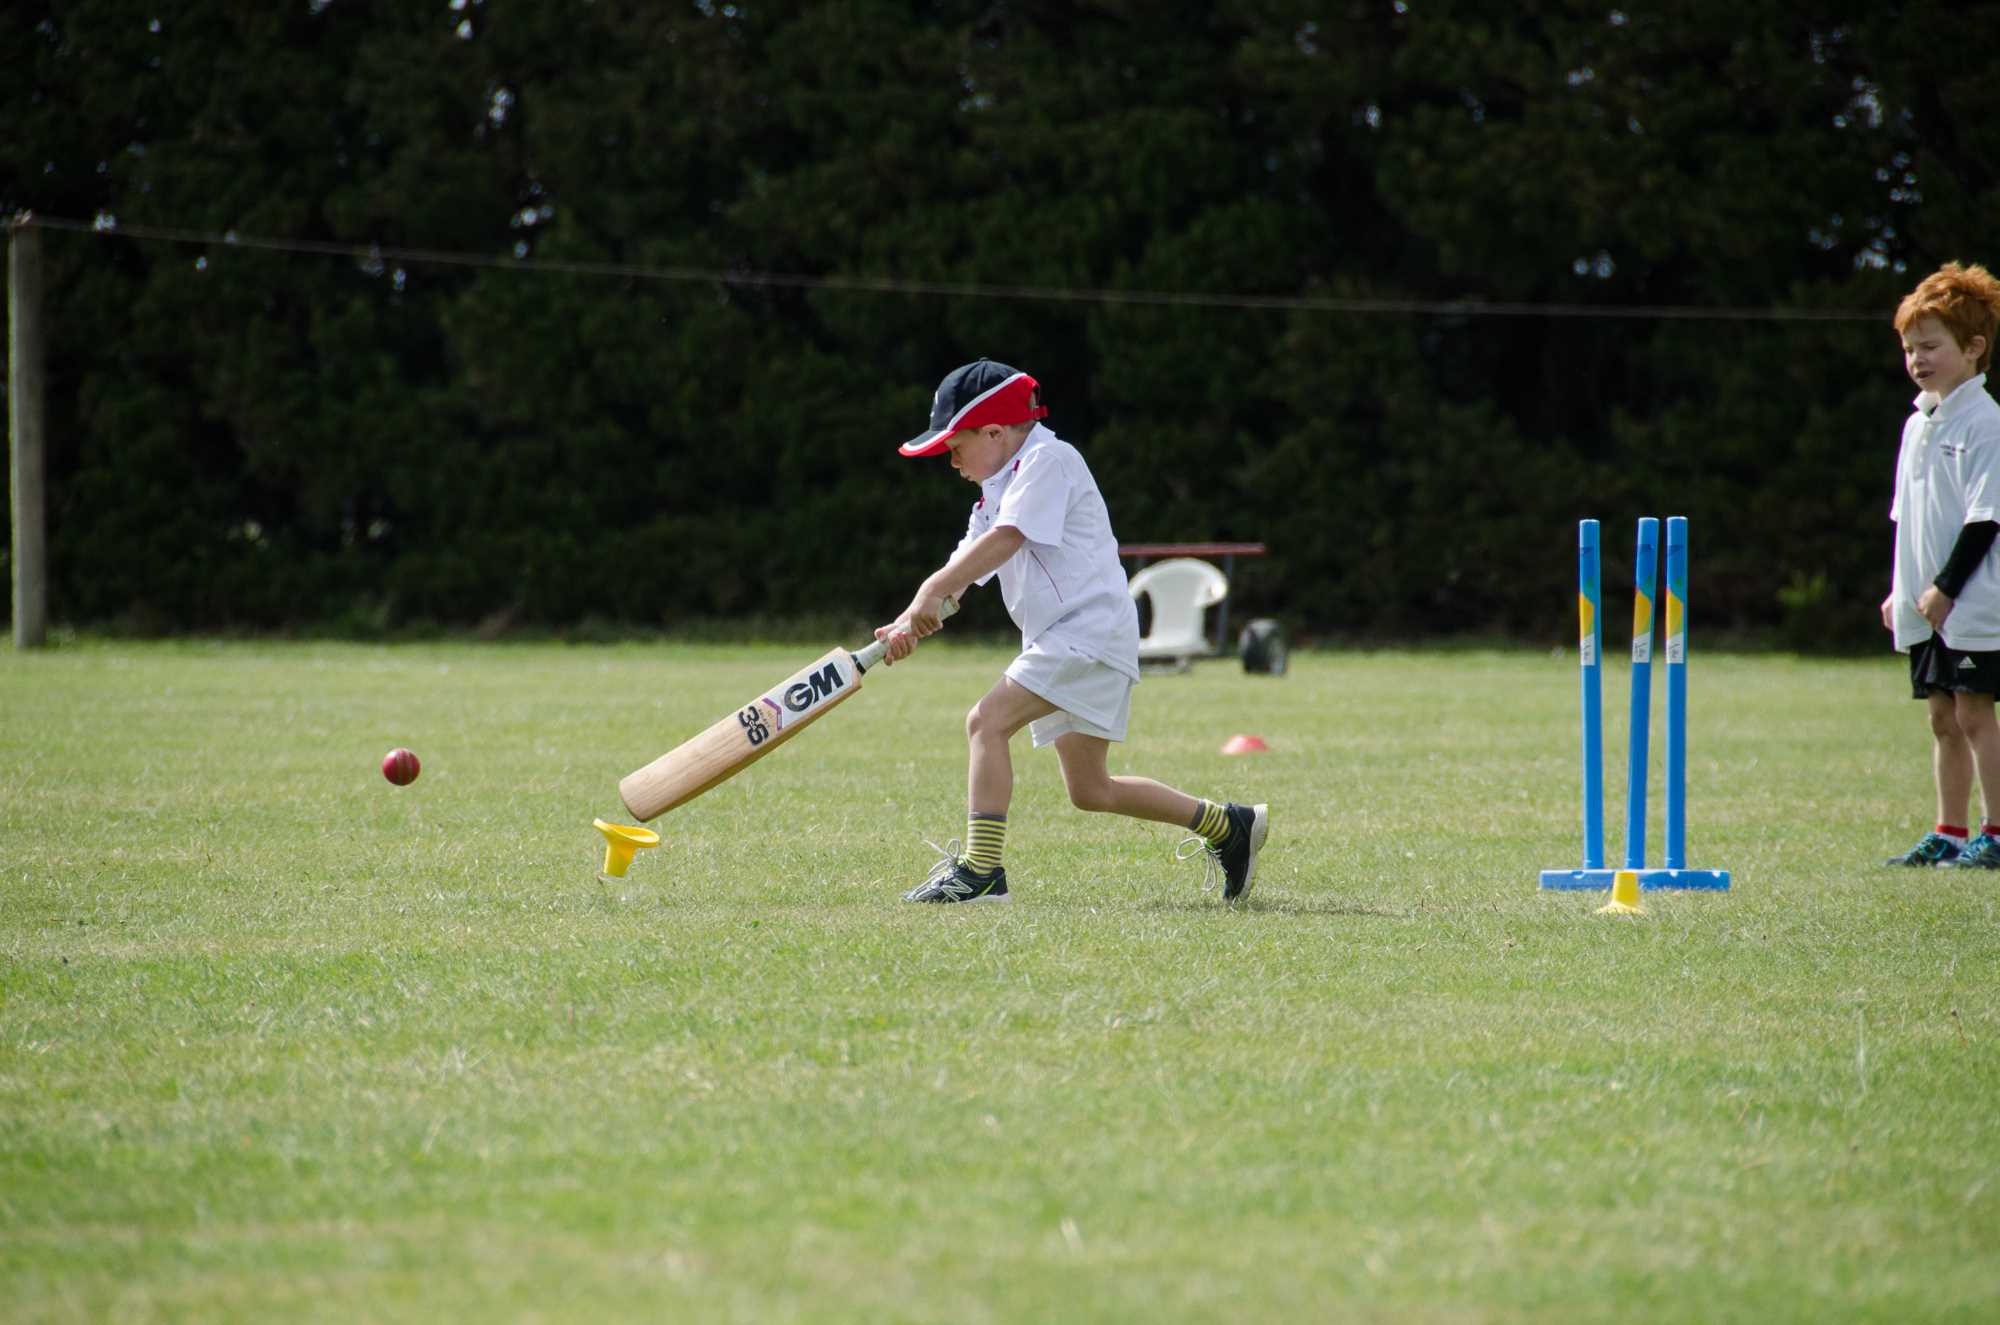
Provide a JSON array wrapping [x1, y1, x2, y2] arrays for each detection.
[[1882, 262, 2000, 866]]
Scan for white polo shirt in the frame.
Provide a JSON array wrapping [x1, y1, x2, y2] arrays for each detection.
[[1890, 373, 2000, 650], [955, 424, 1140, 679]]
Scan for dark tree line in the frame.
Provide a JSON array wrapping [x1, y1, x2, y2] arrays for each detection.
[[5, 1, 1998, 647]]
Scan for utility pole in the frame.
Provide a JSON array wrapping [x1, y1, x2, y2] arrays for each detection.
[[9, 212, 47, 649]]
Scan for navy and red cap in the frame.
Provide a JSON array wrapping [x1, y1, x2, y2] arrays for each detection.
[[900, 359, 1047, 457]]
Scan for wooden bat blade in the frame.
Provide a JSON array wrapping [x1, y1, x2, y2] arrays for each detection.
[[619, 647, 862, 821]]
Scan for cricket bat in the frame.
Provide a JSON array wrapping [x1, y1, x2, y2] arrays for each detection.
[[618, 597, 959, 821]]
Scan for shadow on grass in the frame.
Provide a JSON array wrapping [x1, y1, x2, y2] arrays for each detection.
[[1133, 892, 1405, 919]]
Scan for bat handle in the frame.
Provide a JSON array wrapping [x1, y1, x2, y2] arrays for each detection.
[[852, 594, 959, 672]]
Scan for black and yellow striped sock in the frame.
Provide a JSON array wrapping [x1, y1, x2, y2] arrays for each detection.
[[965, 812, 1008, 874], [1189, 799, 1233, 845]]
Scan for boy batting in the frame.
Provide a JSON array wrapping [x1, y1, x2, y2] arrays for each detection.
[[876, 359, 1269, 904]]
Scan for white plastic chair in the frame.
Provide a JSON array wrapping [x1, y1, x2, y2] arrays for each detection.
[[1129, 557, 1230, 669]]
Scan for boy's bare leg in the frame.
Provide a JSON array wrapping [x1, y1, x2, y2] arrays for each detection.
[[902, 676, 1051, 905], [1952, 691, 2000, 827], [965, 676, 1058, 814], [1051, 732, 1200, 825], [964, 689, 1211, 828], [1054, 730, 1269, 900], [1931, 691, 1974, 827]]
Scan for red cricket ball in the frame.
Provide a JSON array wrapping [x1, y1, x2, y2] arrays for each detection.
[[381, 747, 421, 786]]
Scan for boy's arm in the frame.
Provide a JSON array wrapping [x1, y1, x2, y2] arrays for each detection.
[[910, 526, 1025, 629], [1923, 419, 2000, 625], [874, 526, 1026, 661], [1935, 521, 2000, 598], [1919, 520, 2000, 625]]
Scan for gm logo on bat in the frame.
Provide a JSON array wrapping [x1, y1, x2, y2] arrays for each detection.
[[736, 661, 848, 747]]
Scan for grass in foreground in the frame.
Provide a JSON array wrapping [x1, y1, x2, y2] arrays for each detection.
[[2, 639, 1996, 1323]]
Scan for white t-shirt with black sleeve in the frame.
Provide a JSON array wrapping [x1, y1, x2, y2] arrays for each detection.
[[1890, 373, 2000, 651]]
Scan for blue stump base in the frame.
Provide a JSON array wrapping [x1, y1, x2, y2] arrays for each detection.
[[1539, 868, 1731, 892]]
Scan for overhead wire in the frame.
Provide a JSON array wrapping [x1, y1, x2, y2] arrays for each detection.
[[16, 212, 1878, 322]]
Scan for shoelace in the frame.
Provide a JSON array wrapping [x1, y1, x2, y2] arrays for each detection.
[[1175, 833, 1224, 893], [920, 836, 963, 875], [915, 836, 970, 894]]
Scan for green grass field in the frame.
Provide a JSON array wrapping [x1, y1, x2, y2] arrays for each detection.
[[3, 638, 1996, 1322]]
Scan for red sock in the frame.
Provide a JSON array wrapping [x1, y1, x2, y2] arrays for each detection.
[[1981, 823, 2000, 839], [1939, 823, 1971, 840]]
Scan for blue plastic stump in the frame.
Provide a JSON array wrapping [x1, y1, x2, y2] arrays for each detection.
[[1541, 515, 1731, 892]]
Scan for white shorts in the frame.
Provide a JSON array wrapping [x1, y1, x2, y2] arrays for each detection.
[[1005, 639, 1135, 747]]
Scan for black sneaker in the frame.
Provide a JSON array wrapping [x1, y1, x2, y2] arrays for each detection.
[[905, 856, 1010, 904], [1213, 802, 1270, 901], [1885, 832, 1963, 867]]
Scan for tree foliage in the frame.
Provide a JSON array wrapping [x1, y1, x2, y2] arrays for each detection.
[[5, 0, 1998, 646]]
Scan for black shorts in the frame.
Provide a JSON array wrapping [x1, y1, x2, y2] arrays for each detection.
[[1909, 636, 2000, 698]]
